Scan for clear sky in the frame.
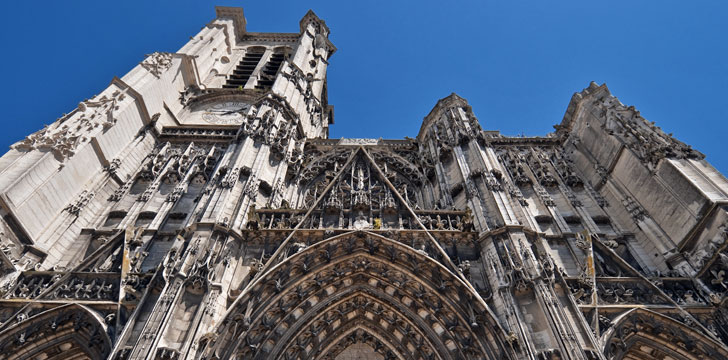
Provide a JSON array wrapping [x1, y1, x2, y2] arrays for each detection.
[[1, 1, 726, 173]]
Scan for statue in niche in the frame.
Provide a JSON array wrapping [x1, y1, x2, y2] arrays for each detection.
[[353, 209, 370, 230]]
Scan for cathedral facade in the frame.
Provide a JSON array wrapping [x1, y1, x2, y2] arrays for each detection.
[[0, 6, 727, 360]]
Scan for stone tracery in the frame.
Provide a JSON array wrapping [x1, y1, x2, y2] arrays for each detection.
[[201, 231, 511, 360], [0, 6, 726, 360]]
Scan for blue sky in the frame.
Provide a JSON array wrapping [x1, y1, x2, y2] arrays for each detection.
[[1, 1, 726, 173]]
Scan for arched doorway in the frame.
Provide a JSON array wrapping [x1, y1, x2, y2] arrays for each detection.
[[0, 304, 112, 360], [602, 308, 728, 360], [198, 231, 514, 359]]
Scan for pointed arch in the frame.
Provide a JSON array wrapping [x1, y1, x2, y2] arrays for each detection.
[[199, 231, 514, 360], [602, 308, 728, 360], [0, 303, 112, 360], [316, 325, 405, 360], [294, 147, 427, 212], [269, 285, 447, 359]]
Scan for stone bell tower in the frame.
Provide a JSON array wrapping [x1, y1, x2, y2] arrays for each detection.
[[0, 5, 727, 360]]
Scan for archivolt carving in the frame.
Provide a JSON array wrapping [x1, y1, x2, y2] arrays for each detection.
[[602, 308, 728, 360], [295, 148, 351, 188], [199, 232, 512, 360], [275, 292, 438, 360], [316, 326, 405, 360], [368, 149, 426, 187], [296, 150, 425, 217], [0, 303, 112, 360]]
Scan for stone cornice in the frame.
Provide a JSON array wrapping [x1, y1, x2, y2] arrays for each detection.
[[304, 138, 417, 150], [241, 32, 300, 44], [110, 76, 153, 126], [185, 88, 264, 110], [488, 135, 562, 146], [215, 6, 246, 41], [159, 126, 238, 142], [204, 23, 232, 54]]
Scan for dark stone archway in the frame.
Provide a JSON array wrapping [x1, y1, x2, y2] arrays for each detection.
[[199, 231, 514, 360], [602, 308, 728, 360], [0, 303, 112, 360]]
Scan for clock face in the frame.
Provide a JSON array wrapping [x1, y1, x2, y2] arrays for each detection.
[[201, 101, 251, 125]]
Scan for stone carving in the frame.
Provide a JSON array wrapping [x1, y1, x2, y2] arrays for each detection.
[[105, 158, 121, 175], [178, 85, 201, 106], [219, 167, 240, 188], [623, 196, 647, 222], [166, 184, 186, 202], [50, 276, 117, 300], [689, 222, 728, 270], [535, 185, 555, 207], [338, 138, 379, 145], [506, 184, 528, 206], [598, 95, 704, 170], [594, 164, 609, 185], [0, 305, 111, 357], [13, 89, 126, 162], [64, 190, 95, 215], [137, 183, 158, 202], [141, 51, 173, 78], [243, 175, 260, 202], [2, 7, 728, 360], [108, 179, 132, 201], [585, 182, 608, 207], [281, 62, 323, 121]]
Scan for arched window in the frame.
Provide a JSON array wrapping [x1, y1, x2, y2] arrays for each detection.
[[255, 46, 291, 90], [222, 46, 266, 89]]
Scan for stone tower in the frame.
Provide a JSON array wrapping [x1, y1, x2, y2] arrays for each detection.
[[0, 6, 727, 360]]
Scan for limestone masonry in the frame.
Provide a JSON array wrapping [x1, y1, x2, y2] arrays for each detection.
[[0, 6, 727, 360]]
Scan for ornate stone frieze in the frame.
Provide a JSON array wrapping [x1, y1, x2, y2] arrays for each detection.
[[219, 166, 239, 188], [598, 95, 704, 170], [535, 185, 555, 207], [105, 158, 121, 175], [166, 184, 186, 202], [506, 184, 528, 206], [13, 89, 126, 162], [64, 190, 95, 215], [623, 196, 647, 222], [140, 51, 173, 78], [243, 175, 260, 202], [3, 7, 728, 360]]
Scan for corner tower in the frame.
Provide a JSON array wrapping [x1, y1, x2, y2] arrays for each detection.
[[173, 7, 335, 139]]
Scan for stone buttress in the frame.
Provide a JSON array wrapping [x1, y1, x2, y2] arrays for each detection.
[[0, 6, 727, 360]]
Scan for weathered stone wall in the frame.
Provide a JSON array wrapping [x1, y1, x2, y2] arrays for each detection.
[[0, 6, 726, 360]]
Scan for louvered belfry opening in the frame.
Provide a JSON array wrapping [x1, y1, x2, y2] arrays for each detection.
[[255, 52, 286, 90], [223, 48, 265, 89]]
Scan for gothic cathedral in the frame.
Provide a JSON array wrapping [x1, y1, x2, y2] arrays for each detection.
[[0, 6, 727, 360]]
